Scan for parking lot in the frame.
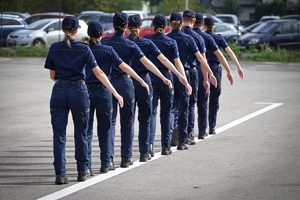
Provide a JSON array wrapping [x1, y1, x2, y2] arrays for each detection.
[[0, 57, 300, 200]]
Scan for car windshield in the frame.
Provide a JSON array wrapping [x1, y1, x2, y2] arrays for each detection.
[[217, 16, 234, 24], [251, 22, 278, 33], [25, 20, 52, 30]]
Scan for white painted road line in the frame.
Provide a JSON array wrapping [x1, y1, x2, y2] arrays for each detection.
[[37, 102, 283, 200]]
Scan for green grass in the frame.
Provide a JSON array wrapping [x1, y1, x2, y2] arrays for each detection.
[[224, 42, 300, 62], [0, 46, 49, 57], [1, 44, 300, 62]]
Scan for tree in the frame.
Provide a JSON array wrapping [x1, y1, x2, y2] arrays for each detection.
[[151, 0, 204, 15], [1, 0, 143, 15], [254, 0, 286, 22], [215, 0, 240, 15]]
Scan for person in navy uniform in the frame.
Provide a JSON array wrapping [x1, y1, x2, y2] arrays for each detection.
[[193, 13, 237, 139], [102, 12, 172, 168], [86, 21, 149, 173], [127, 14, 191, 160], [178, 9, 207, 146], [200, 17, 244, 136], [144, 14, 191, 156], [167, 12, 217, 151], [44, 16, 123, 184]]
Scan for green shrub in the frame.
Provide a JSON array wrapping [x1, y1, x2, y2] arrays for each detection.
[[1, 44, 299, 63]]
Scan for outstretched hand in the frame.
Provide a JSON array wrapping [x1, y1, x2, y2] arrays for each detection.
[[210, 74, 218, 88], [238, 68, 244, 79], [163, 78, 173, 89], [179, 76, 192, 95], [203, 80, 210, 93], [227, 72, 234, 85], [113, 93, 124, 108], [141, 81, 150, 95]]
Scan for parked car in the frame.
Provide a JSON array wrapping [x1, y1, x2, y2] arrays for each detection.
[[241, 22, 263, 35], [238, 19, 300, 50], [213, 22, 241, 43], [102, 16, 170, 39], [25, 12, 71, 24], [215, 14, 244, 31], [1, 11, 30, 19], [203, 14, 224, 23], [76, 11, 104, 23], [0, 14, 28, 47], [281, 14, 300, 21], [7, 18, 88, 47], [86, 12, 114, 31], [259, 16, 280, 22], [122, 10, 149, 19]]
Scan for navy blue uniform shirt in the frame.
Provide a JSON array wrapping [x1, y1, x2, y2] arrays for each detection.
[[210, 32, 229, 50], [193, 27, 219, 61], [128, 35, 161, 74], [87, 41, 123, 84], [167, 29, 198, 69], [182, 26, 206, 67], [206, 32, 228, 63], [145, 33, 179, 69], [44, 39, 97, 80], [102, 32, 144, 75]]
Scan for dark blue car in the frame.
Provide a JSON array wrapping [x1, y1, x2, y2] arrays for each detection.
[[238, 19, 300, 50], [0, 14, 28, 47]]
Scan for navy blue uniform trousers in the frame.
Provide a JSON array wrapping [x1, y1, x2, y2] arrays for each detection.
[[109, 75, 135, 159], [171, 70, 190, 142], [87, 83, 112, 167], [132, 73, 153, 154], [197, 62, 222, 136], [149, 70, 173, 146], [50, 80, 89, 175]]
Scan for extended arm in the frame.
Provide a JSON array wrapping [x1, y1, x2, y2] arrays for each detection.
[[139, 56, 172, 89], [224, 46, 244, 79], [214, 49, 234, 85], [92, 66, 124, 108], [195, 51, 217, 91], [157, 54, 191, 94], [118, 62, 150, 95]]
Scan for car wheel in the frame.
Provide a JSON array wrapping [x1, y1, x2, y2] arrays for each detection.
[[32, 39, 45, 47]]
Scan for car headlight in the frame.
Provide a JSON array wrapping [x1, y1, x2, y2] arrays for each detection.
[[249, 38, 260, 44], [19, 34, 33, 39]]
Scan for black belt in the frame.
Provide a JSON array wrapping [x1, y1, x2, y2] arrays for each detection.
[[59, 80, 85, 85], [208, 61, 220, 65], [87, 83, 103, 89], [138, 72, 149, 77], [110, 74, 130, 79], [158, 68, 170, 73]]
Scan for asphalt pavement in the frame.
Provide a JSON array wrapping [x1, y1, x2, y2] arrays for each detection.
[[0, 57, 299, 200]]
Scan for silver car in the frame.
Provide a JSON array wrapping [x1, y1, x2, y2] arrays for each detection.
[[213, 22, 241, 43], [7, 18, 89, 47]]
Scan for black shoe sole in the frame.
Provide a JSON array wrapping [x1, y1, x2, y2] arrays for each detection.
[[55, 177, 69, 185]]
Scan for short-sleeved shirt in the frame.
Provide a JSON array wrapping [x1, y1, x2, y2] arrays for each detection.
[[166, 29, 199, 69], [210, 33, 229, 50], [128, 35, 161, 74], [182, 26, 206, 67], [44, 38, 98, 80], [86, 40, 123, 84], [145, 33, 179, 70], [102, 32, 145, 75], [206, 31, 229, 63], [193, 27, 219, 62]]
